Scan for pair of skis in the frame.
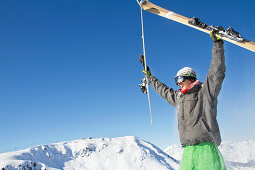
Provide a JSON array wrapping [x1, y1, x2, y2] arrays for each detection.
[[137, 0, 255, 124], [137, 0, 255, 52]]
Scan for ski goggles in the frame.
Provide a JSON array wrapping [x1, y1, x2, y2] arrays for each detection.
[[175, 76, 189, 85]]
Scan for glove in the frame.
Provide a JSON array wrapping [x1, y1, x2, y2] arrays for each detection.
[[139, 54, 151, 77], [210, 29, 222, 42], [142, 66, 151, 78]]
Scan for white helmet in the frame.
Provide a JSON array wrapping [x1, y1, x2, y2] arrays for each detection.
[[176, 67, 196, 78], [175, 67, 197, 85]]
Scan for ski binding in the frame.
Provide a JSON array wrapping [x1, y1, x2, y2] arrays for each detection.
[[139, 78, 148, 94], [188, 17, 245, 42]]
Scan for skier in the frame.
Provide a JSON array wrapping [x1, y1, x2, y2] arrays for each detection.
[[141, 31, 227, 169]]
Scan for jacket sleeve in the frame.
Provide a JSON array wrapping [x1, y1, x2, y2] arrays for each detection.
[[203, 41, 226, 100], [148, 75, 178, 108]]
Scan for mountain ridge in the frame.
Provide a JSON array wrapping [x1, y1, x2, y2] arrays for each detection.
[[0, 136, 179, 170], [1, 137, 255, 170]]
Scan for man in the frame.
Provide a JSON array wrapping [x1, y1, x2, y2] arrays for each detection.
[[142, 31, 227, 170]]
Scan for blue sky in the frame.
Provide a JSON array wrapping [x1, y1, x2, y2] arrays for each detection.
[[0, 0, 255, 153]]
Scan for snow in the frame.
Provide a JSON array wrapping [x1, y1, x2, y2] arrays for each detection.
[[164, 140, 255, 170], [0, 136, 179, 170], [0, 137, 254, 170]]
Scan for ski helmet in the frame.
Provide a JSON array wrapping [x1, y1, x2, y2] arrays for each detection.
[[175, 67, 197, 85]]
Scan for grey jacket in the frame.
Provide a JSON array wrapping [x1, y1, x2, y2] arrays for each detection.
[[148, 41, 225, 146]]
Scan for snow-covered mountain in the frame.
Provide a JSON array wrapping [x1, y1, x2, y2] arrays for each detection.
[[1, 137, 255, 170], [0, 136, 179, 170], [164, 140, 255, 170]]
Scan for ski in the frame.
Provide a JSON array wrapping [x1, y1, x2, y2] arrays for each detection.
[[139, 0, 255, 53], [139, 54, 152, 124], [137, 1, 153, 124]]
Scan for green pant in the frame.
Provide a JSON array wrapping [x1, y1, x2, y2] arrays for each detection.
[[180, 142, 227, 170]]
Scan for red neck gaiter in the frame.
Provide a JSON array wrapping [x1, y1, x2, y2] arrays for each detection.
[[179, 80, 200, 94]]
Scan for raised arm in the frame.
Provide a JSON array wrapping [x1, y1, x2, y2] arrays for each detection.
[[148, 75, 178, 107], [203, 40, 226, 100]]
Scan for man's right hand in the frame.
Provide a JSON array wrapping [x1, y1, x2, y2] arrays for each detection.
[[142, 66, 151, 78], [139, 54, 151, 77]]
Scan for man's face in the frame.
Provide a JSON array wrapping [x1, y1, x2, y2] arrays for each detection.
[[178, 79, 193, 90]]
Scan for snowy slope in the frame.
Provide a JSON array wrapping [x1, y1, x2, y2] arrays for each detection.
[[0, 136, 179, 170], [164, 140, 255, 170], [1, 137, 255, 170]]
